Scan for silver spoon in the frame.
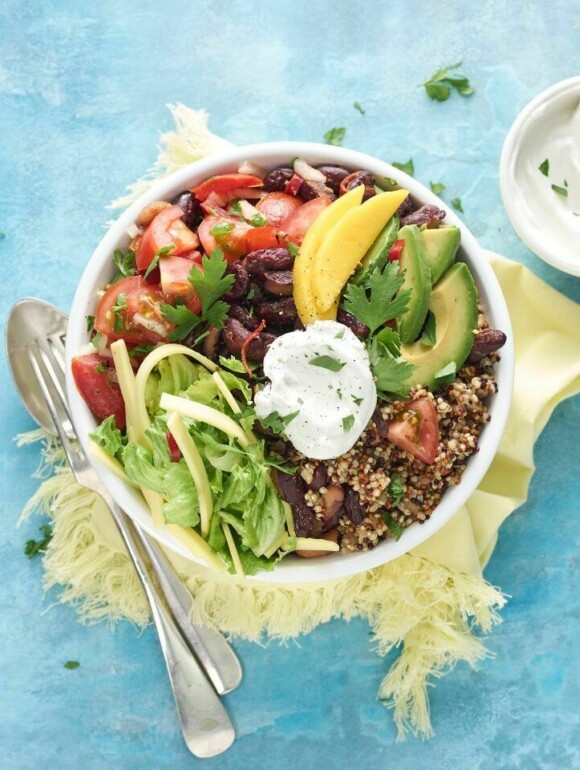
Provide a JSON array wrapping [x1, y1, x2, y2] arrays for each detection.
[[6, 298, 241, 757]]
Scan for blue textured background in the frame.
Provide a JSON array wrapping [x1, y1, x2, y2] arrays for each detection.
[[1, 2, 579, 768]]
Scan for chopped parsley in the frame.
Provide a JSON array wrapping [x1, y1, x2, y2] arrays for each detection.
[[335, 328, 345, 340], [451, 197, 464, 212], [144, 244, 174, 279], [323, 127, 346, 146], [352, 395, 364, 406], [388, 475, 405, 506], [210, 222, 234, 237], [64, 661, 80, 670], [111, 293, 127, 333], [538, 158, 550, 176], [342, 262, 409, 336], [353, 101, 366, 115], [420, 311, 437, 348], [551, 184, 568, 198], [259, 410, 300, 439], [24, 523, 53, 559], [381, 511, 404, 540], [86, 315, 95, 333], [91, 332, 104, 348], [287, 242, 300, 258], [392, 159, 414, 177], [161, 248, 234, 341], [430, 181, 446, 195], [420, 61, 474, 101], [368, 337, 415, 398], [112, 248, 137, 283], [342, 414, 355, 432], [309, 355, 346, 372], [94, 362, 107, 373]]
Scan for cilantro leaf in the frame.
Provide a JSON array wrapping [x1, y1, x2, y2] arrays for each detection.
[[538, 158, 550, 177], [430, 181, 446, 195], [420, 62, 474, 102], [353, 101, 366, 115], [24, 523, 53, 559], [388, 474, 405, 506], [342, 262, 410, 336], [451, 197, 464, 212], [189, 249, 235, 315], [323, 127, 346, 146], [112, 248, 137, 283], [392, 159, 414, 177], [368, 338, 415, 398], [309, 355, 346, 372], [161, 302, 202, 341], [420, 311, 437, 348]]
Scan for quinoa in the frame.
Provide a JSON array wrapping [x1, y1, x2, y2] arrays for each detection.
[[275, 309, 500, 553]]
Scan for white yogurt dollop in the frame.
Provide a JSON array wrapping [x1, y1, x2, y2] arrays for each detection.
[[254, 320, 377, 460]]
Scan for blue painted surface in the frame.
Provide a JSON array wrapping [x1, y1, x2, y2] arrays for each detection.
[[1, 2, 579, 768]]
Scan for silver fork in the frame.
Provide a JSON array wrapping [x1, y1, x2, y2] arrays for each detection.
[[26, 333, 236, 758]]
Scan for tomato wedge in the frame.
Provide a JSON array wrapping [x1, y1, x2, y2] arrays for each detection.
[[192, 173, 263, 201], [386, 397, 439, 464], [136, 205, 199, 271], [71, 354, 126, 429], [197, 216, 252, 261], [256, 192, 302, 227], [95, 275, 172, 344], [160, 255, 202, 314], [281, 196, 332, 245], [245, 226, 283, 252]]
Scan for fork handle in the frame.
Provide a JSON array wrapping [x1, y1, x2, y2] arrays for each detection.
[[105, 499, 235, 757]]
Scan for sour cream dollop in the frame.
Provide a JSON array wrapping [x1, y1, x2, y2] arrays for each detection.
[[254, 320, 377, 460]]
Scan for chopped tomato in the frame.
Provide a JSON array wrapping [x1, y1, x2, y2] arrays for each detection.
[[257, 192, 302, 227], [281, 196, 332, 245], [245, 225, 283, 252], [159, 255, 202, 314], [192, 173, 263, 201], [389, 239, 405, 262], [284, 173, 303, 196], [197, 215, 252, 261], [387, 397, 439, 464], [71, 354, 126, 429], [200, 191, 231, 215], [136, 205, 199, 271], [95, 275, 171, 344]]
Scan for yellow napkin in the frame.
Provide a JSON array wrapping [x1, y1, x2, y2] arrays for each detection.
[[18, 106, 580, 739]]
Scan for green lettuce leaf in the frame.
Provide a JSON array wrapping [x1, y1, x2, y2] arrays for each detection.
[[162, 460, 200, 527], [89, 415, 126, 460]]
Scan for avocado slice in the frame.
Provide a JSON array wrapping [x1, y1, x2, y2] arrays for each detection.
[[422, 226, 461, 285], [396, 225, 432, 344], [401, 261, 478, 390], [352, 214, 399, 285]]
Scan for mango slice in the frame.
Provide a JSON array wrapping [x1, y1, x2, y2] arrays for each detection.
[[312, 189, 409, 313], [293, 185, 365, 325]]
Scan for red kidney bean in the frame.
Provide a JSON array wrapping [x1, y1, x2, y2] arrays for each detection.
[[400, 205, 446, 228], [223, 318, 276, 360], [263, 167, 294, 192], [316, 165, 350, 193], [344, 487, 365, 525], [271, 469, 315, 537], [366, 407, 388, 447], [467, 329, 507, 363], [255, 298, 297, 326], [309, 464, 328, 491], [299, 180, 335, 202], [339, 170, 376, 200], [320, 485, 345, 530], [245, 248, 293, 276], [336, 309, 369, 339], [223, 262, 250, 300], [262, 270, 293, 296], [228, 304, 260, 331]]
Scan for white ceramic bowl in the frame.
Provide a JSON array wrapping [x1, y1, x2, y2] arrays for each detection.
[[66, 142, 514, 584], [500, 76, 580, 276]]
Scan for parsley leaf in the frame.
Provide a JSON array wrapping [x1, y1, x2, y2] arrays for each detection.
[[161, 302, 202, 341], [352, 394, 363, 406], [392, 159, 414, 177], [539, 158, 550, 176], [112, 293, 127, 332], [86, 315, 95, 333], [388, 475, 405, 506], [309, 355, 346, 372], [144, 245, 173, 279], [551, 184, 568, 198], [24, 524, 53, 559], [368, 339, 415, 398], [420, 61, 474, 101], [342, 414, 355, 432], [189, 249, 234, 316], [259, 410, 300, 439], [420, 311, 437, 348], [430, 181, 446, 195], [323, 127, 346, 146], [375, 326, 402, 357], [353, 101, 366, 115], [112, 248, 137, 283], [451, 197, 464, 212], [381, 511, 404, 540], [342, 262, 409, 336], [64, 661, 80, 670]]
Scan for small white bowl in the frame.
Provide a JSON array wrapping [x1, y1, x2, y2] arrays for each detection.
[[66, 142, 514, 584], [500, 76, 580, 276]]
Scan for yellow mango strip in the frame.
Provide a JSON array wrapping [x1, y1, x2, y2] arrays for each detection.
[[312, 189, 409, 313], [293, 184, 365, 325]]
